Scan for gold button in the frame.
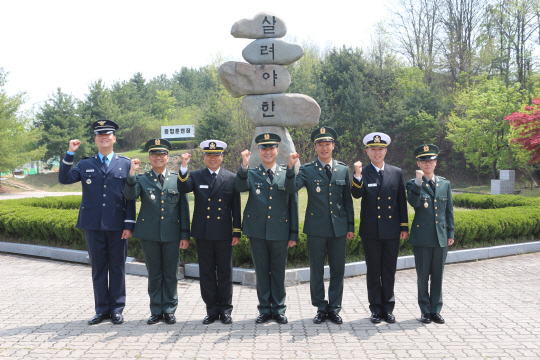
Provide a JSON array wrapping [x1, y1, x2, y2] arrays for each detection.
[[218, 208, 221, 210], [161, 192, 164, 195], [378, 206, 380, 209], [217, 217, 220, 219], [161, 208, 164, 211], [219, 199, 221, 202], [268, 216, 270, 218], [149, 191, 152, 194], [378, 215, 380, 218], [329, 193, 332, 195], [389, 216, 392, 218], [331, 211, 333, 213], [208, 198, 211, 201], [330, 202, 332, 205], [388, 197, 391, 200], [207, 216, 210, 218], [207, 207, 210, 210], [142, 219, 145, 221], [388, 206, 391, 209], [436, 221, 438, 224], [434, 200, 437, 202], [435, 207, 437, 209], [248, 215, 250, 217], [436, 214, 438, 217], [270, 187, 273, 190], [286, 219, 288, 222], [311, 213, 313, 215], [329, 184, 332, 187], [377, 197, 380, 200], [417, 225, 419, 227], [161, 200, 164, 203], [269, 206, 272, 209], [269, 197, 272, 199], [161, 216, 164, 219]]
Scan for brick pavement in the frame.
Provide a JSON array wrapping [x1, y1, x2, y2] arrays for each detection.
[[1, 252, 539, 360]]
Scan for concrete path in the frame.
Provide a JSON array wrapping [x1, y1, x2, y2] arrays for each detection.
[[1, 252, 539, 359], [0, 192, 81, 200]]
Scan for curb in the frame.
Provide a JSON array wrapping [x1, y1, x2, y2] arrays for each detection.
[[2, 240, 539, 286]]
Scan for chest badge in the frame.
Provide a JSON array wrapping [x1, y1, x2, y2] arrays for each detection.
[[424, 200, 429, 208], [151, 194, 156, 200], [86, 179, 92, 184], [256, 189, 261, 194], [316, 186, 321, 193]]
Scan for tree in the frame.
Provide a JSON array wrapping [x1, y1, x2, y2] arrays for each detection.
[[0, 68, 46, 172], [35, 89, 94, 162], [447, 76, 524, 182], [506, 98, 540, 163]]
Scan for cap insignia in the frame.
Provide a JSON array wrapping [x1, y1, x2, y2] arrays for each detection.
[[264, 134, 270, 140], [98, 121, 105, 126], [424, 145, 429, 152], [155, 139, 160, 145], [374, 135, 381, 143], [320, 127, 326, 134], [210, 142, 216, 149]]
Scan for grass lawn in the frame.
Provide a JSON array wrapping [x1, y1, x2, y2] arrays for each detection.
[[9, 173, 82, 192]]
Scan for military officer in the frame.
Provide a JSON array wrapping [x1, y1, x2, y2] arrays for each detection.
[[287, 127, 355, 324], [406, 144, 454, 324], [234, 133, 299, 324], [177, 140, 241, 325], [58, 119, 136, 325], [351, 132, 408, 324], [124, 138, 190, 325]]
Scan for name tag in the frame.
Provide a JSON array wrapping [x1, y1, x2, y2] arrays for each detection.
[[200, 185, 209, 189], [146, 188, 156, 191], [368, 183, 378, 187], [85, 169, 95, 172]]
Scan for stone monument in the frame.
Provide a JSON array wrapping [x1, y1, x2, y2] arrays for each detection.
[[491, 170, 516, 195], [219, 11, 321, 171]]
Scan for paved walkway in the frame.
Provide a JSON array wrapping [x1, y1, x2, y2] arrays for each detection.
[[1, 252, 539, 360]]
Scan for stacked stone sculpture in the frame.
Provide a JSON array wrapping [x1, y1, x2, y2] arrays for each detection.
[[219, 12, 321, 171]]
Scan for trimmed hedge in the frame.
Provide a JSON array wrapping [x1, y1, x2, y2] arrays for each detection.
[[1, 194, 539, 266]]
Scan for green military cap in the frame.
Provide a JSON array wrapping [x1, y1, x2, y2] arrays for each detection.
[[311, 126, 338, 143], [255, 132, 281, 148], [145, 138, 171, 153], [414, 144, 439, 160]]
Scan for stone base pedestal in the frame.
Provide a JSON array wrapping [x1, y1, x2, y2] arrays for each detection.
[[248, 126, 300, 173], [491, 179, 514, 195]]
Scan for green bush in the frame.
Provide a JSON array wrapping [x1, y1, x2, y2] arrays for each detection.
[[1, 194, 539, 267]]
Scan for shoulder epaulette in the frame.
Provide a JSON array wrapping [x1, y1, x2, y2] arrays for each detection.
[[437, 176, 447, 180], [81, 156, 91, 160], [336, 161, 347, 166], [301, 162, 314, 167], [118, 155, 130, 160], [170, 171, 178, 175]]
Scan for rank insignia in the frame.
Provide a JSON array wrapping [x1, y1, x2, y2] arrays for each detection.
[[151, 194, 156, 200]]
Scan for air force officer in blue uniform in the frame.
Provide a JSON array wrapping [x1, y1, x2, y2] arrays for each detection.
[[58, 120, 136, 325]]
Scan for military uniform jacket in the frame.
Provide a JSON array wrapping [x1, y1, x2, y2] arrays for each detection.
[[124, 170, 190, 242], [351, 164, 408, 239], [58, 152, 136, 231], [406, 176, 455, 247], [177, 168, 242, 240], [235, 164, 299, 242], [287, 159, 355, 238]]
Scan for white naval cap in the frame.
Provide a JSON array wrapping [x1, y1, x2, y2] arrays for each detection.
[[200, 140, 227, 153], [363, 132, 391, 147]]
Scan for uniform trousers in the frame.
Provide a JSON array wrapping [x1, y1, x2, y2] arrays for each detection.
[[196, 238, 233, 316], [307, 235, 347, 313], [140, 239, 180, 315], [413, 245, 448, 314], [249, 237, 288, 315], [362, 237, 400, 313], [85, 230, 128, 315]]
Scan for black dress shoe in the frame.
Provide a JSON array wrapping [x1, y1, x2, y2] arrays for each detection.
[[220, 314, 233, 324], [164, 313, 176, 324], [370, 312, 381, 324], [111, 313, 123, 324], [381, 312, 396, 323], [420, 313, 432, 323], [203, 314, 218, 324], [313, 311, 326, 324], [88, 313, 109, 325], [255, 313, 271, 323], [431, 313, 445, 324], [327, 311, 343, 324], [147, 314, 163, 325], [273, 314, 288, 324]]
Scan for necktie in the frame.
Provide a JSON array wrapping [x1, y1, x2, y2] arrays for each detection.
[[429, 179, 435, 193], [267, 169, 274, 183], [378, 170, 384, 183], [325, 164, 332, 181], [158, 173, 164, 186], [211, 172, 217, 187], [103, 157, 109, 168]]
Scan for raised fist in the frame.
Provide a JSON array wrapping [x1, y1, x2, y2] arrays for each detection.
[[288, 152, 299, 168], [181, 153, 191, 167], [353, 161, 363, 176], [241, 149, 251, 167], [68, 139, 81, 152], [416, 170, 424, 179], [129, 158, 141, 176]]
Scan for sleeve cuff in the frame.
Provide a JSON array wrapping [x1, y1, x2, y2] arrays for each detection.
[[67, 151, 75, 155]]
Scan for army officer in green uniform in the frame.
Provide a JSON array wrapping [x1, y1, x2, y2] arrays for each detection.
[[287, 127, 355, 324], [235, 133, 299, 324], [124, 138, 191, 325], [406, 144, 454, 324]]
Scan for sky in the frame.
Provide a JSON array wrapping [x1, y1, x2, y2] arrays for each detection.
[[1, 0, 390, 109]]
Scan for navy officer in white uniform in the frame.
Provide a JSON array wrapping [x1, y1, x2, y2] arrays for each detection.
[[58, 119, 136, 325]]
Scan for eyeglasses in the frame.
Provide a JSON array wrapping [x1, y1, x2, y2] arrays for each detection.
[[150, 153, 168, 158], [419, 159, 436, 164]]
